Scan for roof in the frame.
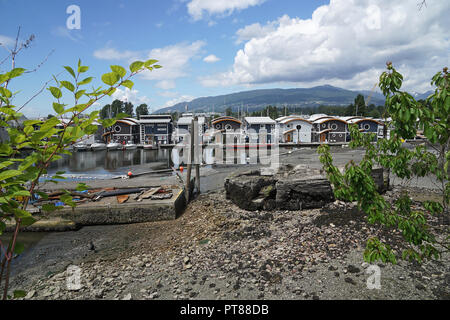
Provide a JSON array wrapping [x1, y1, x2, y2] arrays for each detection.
[[212, 116, 242, 125], [308, 114, 332, 122], [348, 118, 384, 125], [117, 118, 139, 126], [244, 117, 276, 125], [138, 118, 172, 124], [313, 117, 348, 125], [279, 117, 312, 125], [176, 116, 205, 125], [140, 114, 172, 120]]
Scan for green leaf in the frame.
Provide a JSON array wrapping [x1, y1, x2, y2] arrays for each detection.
[[110, 65, 126, 78], [60, 80, 75, 92], [121, 80, 134, 89], [101, 72, 120, 86], [8, 68, 26, 80], [129, 61, 144, 73], [48, 87, 62, 99], [13, 290, 27, 299], [14, 242, 25, 255], [0, 169, 22, 181], [144, 59, 158, 67], [53, 102, 65, 114], [78, 65, 89, 73], [12, 190, 31, 197], [64, 66, 76, 79], [78, 77, 93, 86], [75, 90, 86, 100]]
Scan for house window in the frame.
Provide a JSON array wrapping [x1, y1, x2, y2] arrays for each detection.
[[225, 124, 232, 130], [322, 123, 326, 128], [331, 123, 338, 130], [260, 124, 265, 129], [364, 124, 370, 130], [114, 125, 121, 133], [296, 125, 302, 130]]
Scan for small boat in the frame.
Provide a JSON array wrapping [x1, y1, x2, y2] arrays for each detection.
[[91, 142, 107, 151], [107, 141, 122, 150], [73, 143, 88, 152], [123, 142, 137, 150]]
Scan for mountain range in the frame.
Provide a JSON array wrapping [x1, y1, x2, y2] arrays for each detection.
[[154, 85, 392, 114]]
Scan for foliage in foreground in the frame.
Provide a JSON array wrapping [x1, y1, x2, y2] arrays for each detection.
[[318, 63, 449, 265], [0, 56, 161, 299]]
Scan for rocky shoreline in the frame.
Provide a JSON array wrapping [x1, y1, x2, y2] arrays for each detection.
[[8, 186, 449, 300]]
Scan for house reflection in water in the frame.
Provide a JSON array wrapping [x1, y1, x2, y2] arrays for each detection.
[[48, 149, 172, 175]]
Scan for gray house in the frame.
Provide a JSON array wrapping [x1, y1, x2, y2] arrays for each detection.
[[138, 115, 173, 145], [243, 117, 276, 143]]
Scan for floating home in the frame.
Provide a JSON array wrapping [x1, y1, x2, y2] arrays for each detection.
[[103, 118, 140, 144], [138, 114, 173, 145], [311, 116, 348, 143], [276, 115, 312, 143], [345, 117, 385, 141], [243, 117, 276, 143], [210, 116, 244, 144], [174, 116, 206, 144]]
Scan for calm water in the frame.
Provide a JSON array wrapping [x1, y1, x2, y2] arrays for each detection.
[[46, 148, 173, 178]]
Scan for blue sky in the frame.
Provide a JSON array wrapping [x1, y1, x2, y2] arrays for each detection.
[[0, 0, 448, 118]]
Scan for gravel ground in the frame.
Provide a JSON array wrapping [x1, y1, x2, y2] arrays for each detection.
[[8, 186, 449, 300]]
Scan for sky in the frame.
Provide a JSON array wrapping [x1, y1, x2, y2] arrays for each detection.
[[0, 0, 449, 118]]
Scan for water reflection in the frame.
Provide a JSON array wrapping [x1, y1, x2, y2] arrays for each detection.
[[47, 149, 172, 176]]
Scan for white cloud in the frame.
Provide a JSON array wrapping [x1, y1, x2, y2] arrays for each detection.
[[202, 0, 450, 92], [155, 80, 176, 90], [157, 94, 195, 111], [51, 26, 83, 42], [93, 41, 205, 89], [93, 47, 139, 61], [235, 21, 277, 44], [0, 35, 15, 47], [203, 54, 220, 63], [140, 41, 206, 81], [111, 87, 150, 106], [187, 0, 265, 21]]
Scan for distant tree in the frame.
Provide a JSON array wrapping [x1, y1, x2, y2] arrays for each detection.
[[47, 114, 55, 119], [123, 101, 134, 117], [354, 94, 366, 116], [136, 104, 149, 118], [100, 104, 110, 119], [225, 107, 232, 116]]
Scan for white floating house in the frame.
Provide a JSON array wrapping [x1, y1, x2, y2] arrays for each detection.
[[174, 116, 206, 144], [276, 115, 312, 143], [243, 116, 276, 143]]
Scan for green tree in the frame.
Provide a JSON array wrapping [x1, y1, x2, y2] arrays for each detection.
[[318, 63, 449, 265], [123, 101, 134, 117], [136, 103, 149, 118], [0, 54, 162, 299], [354, 94, 366, 116], [225, 107, 232, 116]]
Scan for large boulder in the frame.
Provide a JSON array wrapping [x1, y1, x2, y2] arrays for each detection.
[[224, 164, 388, 211]]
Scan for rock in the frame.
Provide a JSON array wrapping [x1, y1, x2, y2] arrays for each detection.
[[344, 277, 357, 285], [347, 265, 361, 274], [122, 293, 132, 300], [25, 290, 36, 299]]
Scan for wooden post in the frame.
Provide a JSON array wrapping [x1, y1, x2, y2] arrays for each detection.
[[185, 117, 195, 203], [194, 116, 200, 194]]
